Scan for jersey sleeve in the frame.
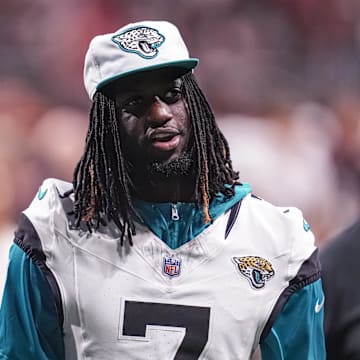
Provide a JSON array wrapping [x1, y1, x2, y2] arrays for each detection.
[[260, 208, 326, 359], [0, 243, 65, 360], [0, 178, 70, 360], [260, 279, 326, 360]]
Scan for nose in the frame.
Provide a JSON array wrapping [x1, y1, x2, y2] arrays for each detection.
[[146, 96, 172, 127]]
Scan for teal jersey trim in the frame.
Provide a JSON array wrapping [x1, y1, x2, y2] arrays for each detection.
[[133, 183, 251, 249], [0, 244, 64, 360], [260, 279, 326, 360]]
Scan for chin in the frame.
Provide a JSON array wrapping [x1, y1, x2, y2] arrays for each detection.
[[147, 152, 194, 178]]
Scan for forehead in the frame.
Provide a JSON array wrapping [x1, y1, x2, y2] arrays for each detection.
[[102, 67, 186, 98]]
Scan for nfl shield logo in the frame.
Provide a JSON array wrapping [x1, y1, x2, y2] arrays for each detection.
[[163, 256, 182, 277]]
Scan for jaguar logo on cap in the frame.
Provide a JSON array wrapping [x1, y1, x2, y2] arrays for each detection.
[[112, 26, 165, 59]]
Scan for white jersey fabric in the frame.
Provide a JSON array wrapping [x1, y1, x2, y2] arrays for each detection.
[[23, 178, 316, 360]]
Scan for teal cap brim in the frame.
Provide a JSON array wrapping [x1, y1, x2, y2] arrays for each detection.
[[96, 58, 199, 91]]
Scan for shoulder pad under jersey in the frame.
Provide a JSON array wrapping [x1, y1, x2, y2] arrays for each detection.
[[23, 178, 74, 236], [245, 195, 317, 279]]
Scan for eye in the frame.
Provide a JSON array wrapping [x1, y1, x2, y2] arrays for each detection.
[[162, 88, 182, 104], [122, 96, 143, 110]]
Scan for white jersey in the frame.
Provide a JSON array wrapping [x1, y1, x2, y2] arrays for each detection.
[[23, 178, 317, 360]]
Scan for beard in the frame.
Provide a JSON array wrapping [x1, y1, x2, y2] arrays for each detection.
[[147, 151, 194, 178], [124, 149, 196, 199]]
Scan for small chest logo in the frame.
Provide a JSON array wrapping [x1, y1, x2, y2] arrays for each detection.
[[303, 218, 311, 232], [112, 26, 165, 59], [233, 256, 274, 289], [163, 256, 182, 278], [37, 186, 48, 200]]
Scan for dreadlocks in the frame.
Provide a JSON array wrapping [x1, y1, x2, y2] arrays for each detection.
[[73, 91, 136, 245], [73, 72, 239, 245], [181, 73, 239, 220]]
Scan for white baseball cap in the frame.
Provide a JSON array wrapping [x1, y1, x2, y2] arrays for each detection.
[[84, 20, 199, 99]]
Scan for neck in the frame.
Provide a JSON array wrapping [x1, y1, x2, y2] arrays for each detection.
[[132, 175, 196, 203]]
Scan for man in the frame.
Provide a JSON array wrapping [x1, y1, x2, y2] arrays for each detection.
[[320, 218, 360, 359], [0, 20, 325, 359]]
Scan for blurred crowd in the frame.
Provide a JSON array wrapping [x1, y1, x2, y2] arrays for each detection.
[[0, 0, 359, 298]]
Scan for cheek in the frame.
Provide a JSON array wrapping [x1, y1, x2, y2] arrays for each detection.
[[117, 111, 140, 135], [117, 111, 144, 150], [175, 101, 191, 133]]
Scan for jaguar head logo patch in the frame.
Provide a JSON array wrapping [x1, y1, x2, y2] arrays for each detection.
[[233, 256, 274, 289], [112, 26, 165, 59]]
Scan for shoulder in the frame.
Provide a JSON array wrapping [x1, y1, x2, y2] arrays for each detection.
[[31, 177, 72, 201], [245, 194, 313, 237], [25, 178, 72, 212], [241, 194, 317, 271], [22, 178, 73, 235]]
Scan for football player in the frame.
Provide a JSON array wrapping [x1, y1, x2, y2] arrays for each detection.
[[0, 20, 325, 359]]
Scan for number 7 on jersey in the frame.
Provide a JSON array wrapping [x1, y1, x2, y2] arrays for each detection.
[[119, 299, 211, 359]]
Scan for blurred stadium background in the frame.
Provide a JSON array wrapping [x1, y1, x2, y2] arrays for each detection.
[[0, 0, 359, 308]]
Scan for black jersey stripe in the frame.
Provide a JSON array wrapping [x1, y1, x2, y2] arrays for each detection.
[[260, 248, 322, 342], [225, 200, 243, 239], [13, 213, 64, 326]]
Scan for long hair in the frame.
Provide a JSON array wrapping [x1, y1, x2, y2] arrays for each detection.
[[73, 72, 239, 245]]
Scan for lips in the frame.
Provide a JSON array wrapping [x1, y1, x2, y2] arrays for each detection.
[[146, 128, 181, 151]]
